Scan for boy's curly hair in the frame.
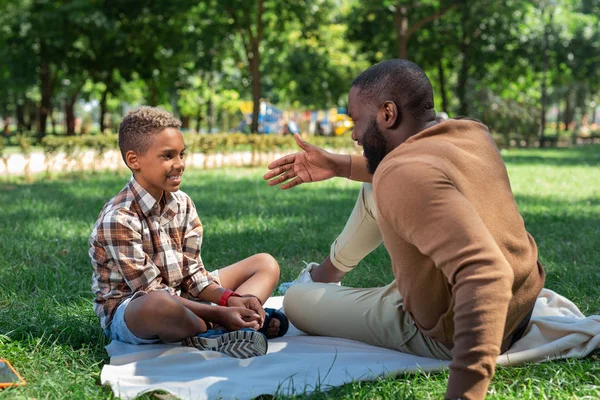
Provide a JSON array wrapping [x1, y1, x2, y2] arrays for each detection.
[[118, 106, 182, 159]]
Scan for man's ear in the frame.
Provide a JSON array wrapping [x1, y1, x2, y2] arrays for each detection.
[[125, 150, 140, 171], [381, 101, 400, 129]]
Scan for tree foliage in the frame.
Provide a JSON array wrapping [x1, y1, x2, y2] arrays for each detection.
[[0, 0, 598, 144]]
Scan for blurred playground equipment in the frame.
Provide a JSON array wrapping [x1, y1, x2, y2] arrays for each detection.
[[238, 101, 353, 135]]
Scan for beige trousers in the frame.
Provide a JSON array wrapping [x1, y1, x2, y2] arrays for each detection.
[[283, 183, 452, 359]]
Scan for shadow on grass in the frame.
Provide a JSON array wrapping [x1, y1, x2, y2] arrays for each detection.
[[1, 169, 598, 349], [0, 172, 364, 352], [515, 194, 600, 256], [515, 193, 600, 313]]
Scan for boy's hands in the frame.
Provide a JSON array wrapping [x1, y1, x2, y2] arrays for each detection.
[[263, 133, 350, 190], [218, 307, 262, 331], [227, 295, 265, 327]]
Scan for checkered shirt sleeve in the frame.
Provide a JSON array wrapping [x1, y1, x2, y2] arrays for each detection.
[[179, 196, 219, 297]]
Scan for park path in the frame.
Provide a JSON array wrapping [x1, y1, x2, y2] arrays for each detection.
[[0, 150, 278, 176], [0, 148, 356, 177]]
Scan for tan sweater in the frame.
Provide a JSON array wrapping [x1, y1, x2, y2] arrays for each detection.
[[371, 119, 545, 400]]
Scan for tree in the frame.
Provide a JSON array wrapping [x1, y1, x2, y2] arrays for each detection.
[[217, 0, 328, 132], [262, 2, 368, 109], [0, 0, 103, 136], [346, 0, 454, 61], [549, 0, 600, 135], [0, 1, 37, 133]]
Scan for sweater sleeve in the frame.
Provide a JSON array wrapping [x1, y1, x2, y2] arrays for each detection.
[[375, 162, 514, 400]]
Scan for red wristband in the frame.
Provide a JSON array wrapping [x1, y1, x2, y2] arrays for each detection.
[[219, 289, 241, 306]]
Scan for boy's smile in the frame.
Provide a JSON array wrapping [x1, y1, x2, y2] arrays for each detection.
[[129, 127, 186, 201]]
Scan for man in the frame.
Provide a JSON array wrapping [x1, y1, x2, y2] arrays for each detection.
[[264, 59, 545, 400]]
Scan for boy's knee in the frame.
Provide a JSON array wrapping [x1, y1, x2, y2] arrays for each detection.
[[139, 290, 181, 315], [256, 253, 280, 277], [125, 290, 185, 329]]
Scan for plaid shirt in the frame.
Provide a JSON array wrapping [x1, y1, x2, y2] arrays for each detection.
[[89, 177, 219, 329]]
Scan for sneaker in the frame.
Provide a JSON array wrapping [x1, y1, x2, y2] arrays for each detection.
[[276, 262, 342, 295], [182, 328, 268, 359]]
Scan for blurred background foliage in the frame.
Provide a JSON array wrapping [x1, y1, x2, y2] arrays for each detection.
[[0, 0, 599, 146]]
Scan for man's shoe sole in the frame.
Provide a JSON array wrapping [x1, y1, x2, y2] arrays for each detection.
[[183, 330, 268, 359]]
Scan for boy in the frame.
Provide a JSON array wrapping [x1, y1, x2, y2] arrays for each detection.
[[90, 107, 285, 358]]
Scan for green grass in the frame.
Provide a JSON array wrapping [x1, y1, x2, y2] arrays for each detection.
[[1, 145, 599, 399]]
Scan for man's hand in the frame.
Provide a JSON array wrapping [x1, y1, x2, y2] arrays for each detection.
[[263, 133, 350, 190], [217, 306, 262, 331], [227, 295, 265, 327]]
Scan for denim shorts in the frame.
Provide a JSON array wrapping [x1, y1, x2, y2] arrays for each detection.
[[103, 270, 221, 345], [103, 296, 162, 345]]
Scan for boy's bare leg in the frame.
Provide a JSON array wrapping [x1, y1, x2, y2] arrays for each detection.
[[218, 253, 280, 303], [218, 253, 281, 336], [124, 290, 208, 343]]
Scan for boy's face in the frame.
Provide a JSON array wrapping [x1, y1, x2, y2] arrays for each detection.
[[128, 127, 186, 201]]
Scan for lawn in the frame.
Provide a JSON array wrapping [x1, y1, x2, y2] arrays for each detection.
[[0, 145, 599, 399]]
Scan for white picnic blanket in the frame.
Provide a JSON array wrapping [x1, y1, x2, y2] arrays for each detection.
[[101, 288, 600, 400]]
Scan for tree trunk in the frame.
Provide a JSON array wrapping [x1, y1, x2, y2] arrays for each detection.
[[207, 71, 215, 133], [248, 0, 264, 134], [575, 87, 588, 134], [2, 116, 9, 136], [394, 3, 409, 59], [539, 14, 549, 147], [99, 84, 110, 133], [65, 103, 76, 136], [16, 102, 25, 132], [49, 106, 56, 135], [39, 50, 54, 137], [539, 77, 547, 147], [457, 41, 469, 115], [456, 69, 468, 116], [564, 88, 572, 129], [150, 82, 158, 106], [437, 58, 448, 113], [575, 86, 587, 115], [26, 105, 36, 132], [196, 109, 203, 133], [556, 99, 561, 136], [249, 42, 261, 133], [540, 7, 556, 147], [181, 115, 190, 129], [393, 1, 455, 60], [65, 89, 80, 136]]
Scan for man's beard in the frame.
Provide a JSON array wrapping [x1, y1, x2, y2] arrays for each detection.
[[363, 118, 388, 174]]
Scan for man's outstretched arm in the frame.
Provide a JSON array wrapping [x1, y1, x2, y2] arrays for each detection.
[[263, 133, 372, 189]]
